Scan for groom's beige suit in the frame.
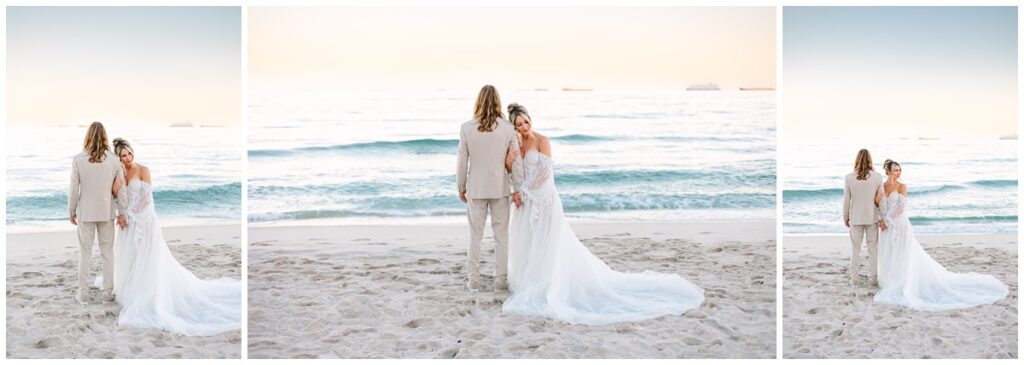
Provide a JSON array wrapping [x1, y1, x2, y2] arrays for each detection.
[[457, 118, 524, 286], [843, 170, 887, 284], [69, 150, 127, 291]]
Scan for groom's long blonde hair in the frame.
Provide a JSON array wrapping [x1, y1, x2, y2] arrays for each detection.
[[473, 85, 504, 132], [854, 149, 874, 180], [83, 121, 110, 163]]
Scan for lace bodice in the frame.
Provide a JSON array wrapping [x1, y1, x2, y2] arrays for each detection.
[[522, 150, 554, 192], [124, 179, 155, 220], [883, 191, 907, 226]]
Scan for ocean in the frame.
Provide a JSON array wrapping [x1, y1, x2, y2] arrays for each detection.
[[6, 125, 242, 232], [783, 139, 1017, 234], [248, 89, 776, 224]]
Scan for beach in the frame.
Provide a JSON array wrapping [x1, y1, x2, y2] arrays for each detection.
[[5, 224, 242, 359], [247, 220, 776, 359], [782, 234, 1018, 359]]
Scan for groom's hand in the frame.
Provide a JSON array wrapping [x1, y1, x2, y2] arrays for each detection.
[[879, 220, 887, 231], [459, 191, 467, 203], [117, 215, 127, 230], [70, 214, 77, 226], [512, 192, 522, 208]]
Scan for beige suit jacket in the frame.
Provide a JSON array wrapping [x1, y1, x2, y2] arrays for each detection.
[[69, 150, 127, 222], [457, 118, 525, 199], [843, 170, 888, 226]]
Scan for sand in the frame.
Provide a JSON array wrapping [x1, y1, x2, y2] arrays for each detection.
[[247, 220, 776, 359], [783, 233, 1018, 359], [5, 224, 242, 359]]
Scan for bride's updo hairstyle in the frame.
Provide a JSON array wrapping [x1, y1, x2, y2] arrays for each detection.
[[113, 138, 133, 158], [508, 103, 532, 143], [508, 103, 531, 127], [883, 159, 901, 176]]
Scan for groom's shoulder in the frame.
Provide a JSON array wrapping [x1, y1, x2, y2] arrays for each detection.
[[72, 151, 87, 162]]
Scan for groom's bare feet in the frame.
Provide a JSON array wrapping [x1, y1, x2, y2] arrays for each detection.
[[494, 277, 509, 291], [75, 289, 89, 305], [100, 289, 115, 302], [868, 278, 878, 287]]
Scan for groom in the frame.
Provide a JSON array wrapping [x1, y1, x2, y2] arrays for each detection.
[[456, 85, 524, 292], [69, 121, 127, 304], [842, 148, 888, 287]]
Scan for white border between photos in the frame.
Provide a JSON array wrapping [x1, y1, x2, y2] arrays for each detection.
[[2, 0, 1021, 363]]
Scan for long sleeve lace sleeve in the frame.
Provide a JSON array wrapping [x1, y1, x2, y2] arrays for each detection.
[[507, 135, 524, 193], [128, 182, 153, 218], [526, 163, 551, 191], [114, 166, 128, 214], [875, 179, 888, 222], [884, 195, 906, 227]]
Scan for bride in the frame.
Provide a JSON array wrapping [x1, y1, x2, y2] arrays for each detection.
[[109, 138, 241, 336], [499, 103, 704, 325], [873, 159, 1008, 311]]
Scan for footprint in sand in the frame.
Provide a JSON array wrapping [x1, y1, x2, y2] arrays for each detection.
[[440, 348, 460, 358]]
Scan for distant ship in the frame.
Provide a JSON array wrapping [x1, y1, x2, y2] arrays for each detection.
[[561, 88, 594, 92], [686, 83, 720, 91], [740, 86, 775, 91], [170, 122, 195, 128]]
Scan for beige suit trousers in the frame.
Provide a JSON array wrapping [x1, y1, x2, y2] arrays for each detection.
[[466, 197, 510, 284], [78, 220, 115, 290], [849, 223, 878, 281]]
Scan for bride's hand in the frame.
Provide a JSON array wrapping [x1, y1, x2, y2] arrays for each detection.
[[112, 174, 125, 197]]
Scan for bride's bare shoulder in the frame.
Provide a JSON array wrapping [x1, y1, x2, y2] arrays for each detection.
[[137, 164, 152, 183], [898, 183, 908, 195]]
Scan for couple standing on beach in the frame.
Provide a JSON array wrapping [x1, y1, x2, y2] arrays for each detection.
[[456, 85, 705, 325], [69, 122, 240, 336], [843, 149, 1007, 311]]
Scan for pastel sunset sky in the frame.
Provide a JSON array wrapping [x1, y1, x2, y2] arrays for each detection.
[[7, 7, 241, 127], [248, 7, 776, 92], [784, 7, 1017, 140]]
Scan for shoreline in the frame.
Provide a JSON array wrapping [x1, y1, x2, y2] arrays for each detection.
[[5, 221, 240, 235], [6, 223, 241, 260], [248, 220, 776, 251], [783, 233, 1017, 256]]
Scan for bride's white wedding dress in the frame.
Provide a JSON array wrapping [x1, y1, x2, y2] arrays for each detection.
[[113, 179, 241, 336], [874, 191, 1008, 311], [503, 150, 705, 325]]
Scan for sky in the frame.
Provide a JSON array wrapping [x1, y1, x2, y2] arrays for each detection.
[[7, 7, 241, 127], [784, 7, 1018, 140], [248, 7, 776, 92]]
